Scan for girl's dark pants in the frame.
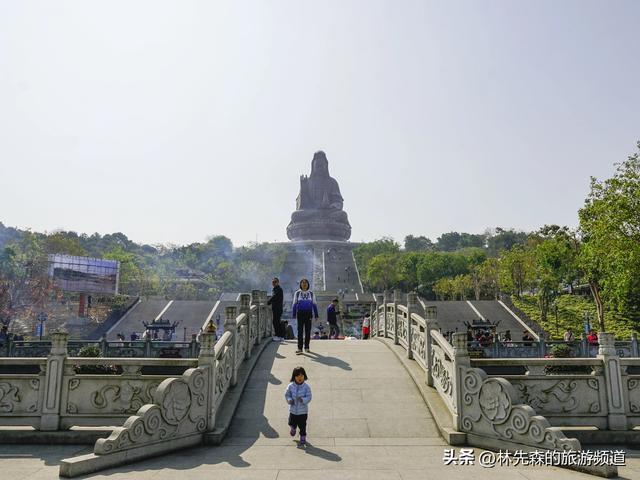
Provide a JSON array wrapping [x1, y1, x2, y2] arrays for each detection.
[[297, 310, 312, 350], [289, 413, 308, 436]]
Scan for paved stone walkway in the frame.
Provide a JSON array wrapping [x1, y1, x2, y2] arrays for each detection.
[[1, 340, 639, 479]]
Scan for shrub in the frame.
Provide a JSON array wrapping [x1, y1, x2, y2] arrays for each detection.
[[74, 345, 122, 375]]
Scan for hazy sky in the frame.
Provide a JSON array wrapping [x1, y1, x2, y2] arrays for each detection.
[[1, 1, 638, 247]]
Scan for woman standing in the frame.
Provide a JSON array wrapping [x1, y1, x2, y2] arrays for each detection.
[[292, 278, 318, 354]]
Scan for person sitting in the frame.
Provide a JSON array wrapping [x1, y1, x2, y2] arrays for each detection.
[[480, 330, 493, 346], [312, 331, 320, 340], [587, 329, 599, 346]]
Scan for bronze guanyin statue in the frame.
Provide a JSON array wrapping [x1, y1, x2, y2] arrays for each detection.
[[286, 151, 352, 241]]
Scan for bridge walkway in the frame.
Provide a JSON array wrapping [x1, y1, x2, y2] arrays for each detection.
[[0, 341, 633, 479]]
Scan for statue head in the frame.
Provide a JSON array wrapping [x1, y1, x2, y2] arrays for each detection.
[[311, 151, 329, 177]]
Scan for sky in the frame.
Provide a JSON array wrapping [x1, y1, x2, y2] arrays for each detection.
[[1, 0, 639, 247]]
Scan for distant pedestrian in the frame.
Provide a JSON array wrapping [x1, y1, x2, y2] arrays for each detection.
[[563, 327, 575, 343], [327, 298, 340, 339], [587, 330, 599, 346], [285, 366, 312, 446], [522, 330, 534, 347], [267, 277, 284, 341], [292, 278, 318, 354], [362, 313, 370, 339]]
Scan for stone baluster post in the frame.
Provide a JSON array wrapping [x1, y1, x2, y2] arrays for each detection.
[[197, 332, 217, 430], [632, 333, 639, 358], [598, 332, 627, 430], [375, 294, 383, 337], [580, 332, 588, 357], [239, 293, 251, 360], [224, 305, 238, 387], [393, 289, 402, 345], [383, 291, 392, 339], [100, 335, 108, 357], [145, 335, 152, 357], [406, 293, 419, 359], [40, 332, 68, 431], [452, 332, 470, 431], [251, 290, 261, 340], [260, 291, 270, 338], [190, 334, 198, 358], [242, 293, 256, 347], [538, 336, 546, 358], [424, 306, 437, 387]]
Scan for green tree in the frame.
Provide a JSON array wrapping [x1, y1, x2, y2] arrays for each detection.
[[499, 245, 535, 297], [579, 143, 640, 332], [366, 254, 400, 291], [404, 235, 434, 252], [416, 252, 469, 296], [486, 227, 530, 256]]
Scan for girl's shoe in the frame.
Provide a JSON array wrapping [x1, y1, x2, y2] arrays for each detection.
[[299, 435, 306, 445], [295, 350, 303, 355], [290, 426, 296, 437]]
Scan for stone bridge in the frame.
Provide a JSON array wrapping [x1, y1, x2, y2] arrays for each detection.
[[1, 292, 639, 479]]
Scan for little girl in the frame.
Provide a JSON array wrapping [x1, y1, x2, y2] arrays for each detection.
[[285, 366, 312, 445]]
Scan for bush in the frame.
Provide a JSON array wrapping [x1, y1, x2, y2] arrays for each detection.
[[544, 343, 591, 375], [74, 345, 122, 375]]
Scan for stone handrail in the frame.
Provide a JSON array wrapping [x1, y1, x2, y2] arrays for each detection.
[[371, 293, 584, 456], [0, 291, 273, 477], [2, 338, 203, 358], [57, 289, 273, 477]]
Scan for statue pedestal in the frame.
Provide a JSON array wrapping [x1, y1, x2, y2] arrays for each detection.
[[287, 209, 351, 241]]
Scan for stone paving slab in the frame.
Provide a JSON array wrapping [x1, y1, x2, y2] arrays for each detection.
[[1, 340, 639, 478]]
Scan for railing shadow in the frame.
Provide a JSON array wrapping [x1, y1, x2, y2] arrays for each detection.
[[78, 341, 283, 475]]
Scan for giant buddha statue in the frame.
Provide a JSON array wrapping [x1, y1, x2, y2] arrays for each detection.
[[286, 151, 352, 241]]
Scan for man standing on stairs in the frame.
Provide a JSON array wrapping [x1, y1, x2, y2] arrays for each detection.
[[268, 277, 284, 341]]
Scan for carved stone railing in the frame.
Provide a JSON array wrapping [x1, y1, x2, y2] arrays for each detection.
[[373, 297, 636, 459], [371, 294, 584, 455], [56, 290, 273, 477], [444, 336, 638, 359], [2, 337, 202, 358]]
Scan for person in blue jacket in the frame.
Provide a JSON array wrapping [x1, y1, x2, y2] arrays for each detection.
[[292, 278, 318, 354], [285, 366, 312, 445]]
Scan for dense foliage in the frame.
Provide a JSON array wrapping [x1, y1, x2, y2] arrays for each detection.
[[0, 227, 286, 329], [353, 143, 640, 334], [2, 143, 639, 336]]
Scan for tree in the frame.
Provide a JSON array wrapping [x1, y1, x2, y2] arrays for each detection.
[[433, 278, 454, 300], [486, 227, 529, 256], [404, 235, 434, 252], [0, 233, 57, 328], [436, 232, 486, 252], [366, 254, 400, 291], [499, 245, 535, 297], [579, 143, 640, 332], [416, 252, 470, 296]]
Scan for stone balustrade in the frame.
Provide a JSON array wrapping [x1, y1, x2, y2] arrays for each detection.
[[0, 292, 273, 477], [371, 294, 638, 465], [1, 336, 202, 358]]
